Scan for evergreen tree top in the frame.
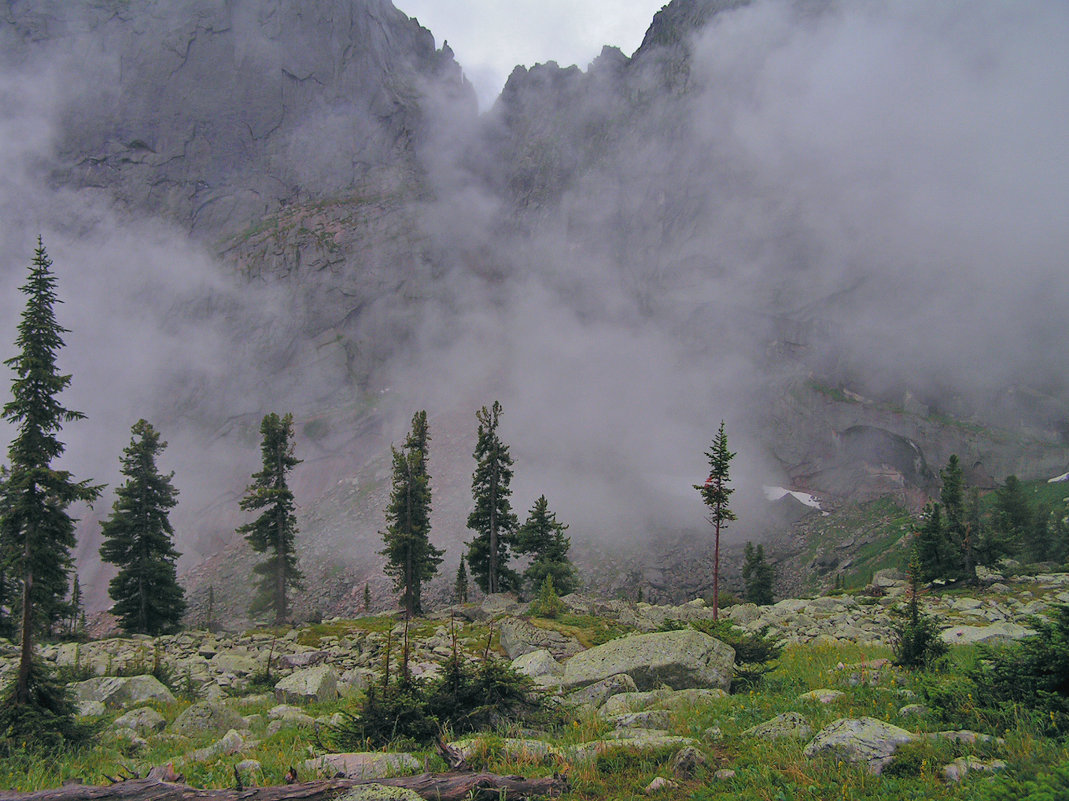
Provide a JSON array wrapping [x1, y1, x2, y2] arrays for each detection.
[[3, 239, 83, 470], [694, 420, 737, 525]]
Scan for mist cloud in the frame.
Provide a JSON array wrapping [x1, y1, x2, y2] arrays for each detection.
[[1, 0, 1067, 612]]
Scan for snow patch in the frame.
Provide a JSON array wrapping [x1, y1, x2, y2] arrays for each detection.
[[1048, 472, 1069, 484], [763, 485, 824, 511]]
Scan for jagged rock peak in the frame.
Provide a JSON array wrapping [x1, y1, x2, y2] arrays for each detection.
[[1, 0, 476, 235], [632, 0, 753, 59]]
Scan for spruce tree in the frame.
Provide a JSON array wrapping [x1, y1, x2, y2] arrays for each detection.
[[238, 412, 303, 624], [364, 582, 372, 612], [995, 475, 1032, 553], [742, 541, 775, 605], [515, 494, 577, 597], [915, 502, 947, 582], [694, 420, 736, 620], [454, 558, 469, 603], [99, 419, 186, 635], [380, 411, 443, 618], [0, 238, 99, 743], [66, 575, 82, 637], [466, 401, 519, 594]]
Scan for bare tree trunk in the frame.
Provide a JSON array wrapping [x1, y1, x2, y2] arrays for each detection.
[[712, 517, 720, 622], [16, 526, 34, 705]]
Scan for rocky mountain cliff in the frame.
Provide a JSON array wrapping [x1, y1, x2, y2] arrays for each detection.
[[1, 0, 1066, 622]]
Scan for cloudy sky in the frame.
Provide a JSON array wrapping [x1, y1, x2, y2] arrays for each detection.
[[394, 0, 667, 108]]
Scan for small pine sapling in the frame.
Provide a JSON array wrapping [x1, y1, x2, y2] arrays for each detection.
[[891, 549, 948, 670]]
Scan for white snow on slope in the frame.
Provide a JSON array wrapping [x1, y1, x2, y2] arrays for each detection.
[[763, 485, 824, 510]]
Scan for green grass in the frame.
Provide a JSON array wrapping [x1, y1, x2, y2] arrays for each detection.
[[4, 639, 1068, 799]]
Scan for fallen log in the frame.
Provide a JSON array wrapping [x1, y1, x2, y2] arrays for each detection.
[[1, 771, 569, 801]]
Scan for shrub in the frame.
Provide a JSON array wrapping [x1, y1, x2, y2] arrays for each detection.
[[664, 618, 784, 691], [975, 760, 1069, 801], [528, 574, 565, 619], [970, 605, 1069, 732], [890, 550, 948, 670], [330, 625, 553, 748]]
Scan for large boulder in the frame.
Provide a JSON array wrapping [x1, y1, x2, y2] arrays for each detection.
[[171, 701, 246, 736], [744, 711, 813, 740], [111, 707, 167, 735], [274, 665, 339, 704], [71, 675, 175, 713], [562, 630, 734, 692], [940, 622, 1036, 645], [804, 717, 914, 774], [304, 752, 420, 779], [566, 673, 638, 708], [498, 618, 582, 661], [511, 649, 564, 686]]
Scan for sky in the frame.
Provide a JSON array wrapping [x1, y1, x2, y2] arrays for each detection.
[[394, 0, 667, 108]]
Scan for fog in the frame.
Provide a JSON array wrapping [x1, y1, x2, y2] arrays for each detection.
[[0, 0, 1067, 610]]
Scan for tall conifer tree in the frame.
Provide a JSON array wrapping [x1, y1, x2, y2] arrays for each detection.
[[238, 412, 303, 624], [742, 541, 775, 605], [466, 401, 519, 594], [0, 238, 99, 740], [515, 494, 577, 597], [694, 420, 736, 619], [99, 419, 185, 635], [381, 410, 442, 618]]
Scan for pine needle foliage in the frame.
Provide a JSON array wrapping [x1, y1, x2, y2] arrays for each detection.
[[528, 574, 565, 618], [454, 558, 469, 603], [466, 401, 519, 594], [890, 549, 948, 670], [0, 239, 100, 741], [741, 541, 775, 605], [380, 411, 443, 617], [515, 494, 577, 598], [237, 412, 303, 624], [99, 419, 186, 635], [970, 604, 1069, 732], [694, 420, 736, 619], [330, 622, 548, 748]]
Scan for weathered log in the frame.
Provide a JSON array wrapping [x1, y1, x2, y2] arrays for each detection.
[[0, 771, 569, 801]]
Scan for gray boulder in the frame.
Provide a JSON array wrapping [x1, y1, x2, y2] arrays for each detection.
[[171, 701, 246, 736], [744, 711, 812, 740], [566, 673, 637, 708], [804, 717, 914, 774], [189, 729, 245, 762], [71, 675, 175, 713], [499, 618, 582, 661], [304, 752, 421, 779], [336, 787, 423, 801], [511, 649, 563, 685], [940, 622, 1036, 645], [568, 735, 700, 763], [562, 630, 734, 692], [111, 707, 167, 735], [650, 688, 728, 712], [274, 665, 339, 704], [599, 690, 673, 717]]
